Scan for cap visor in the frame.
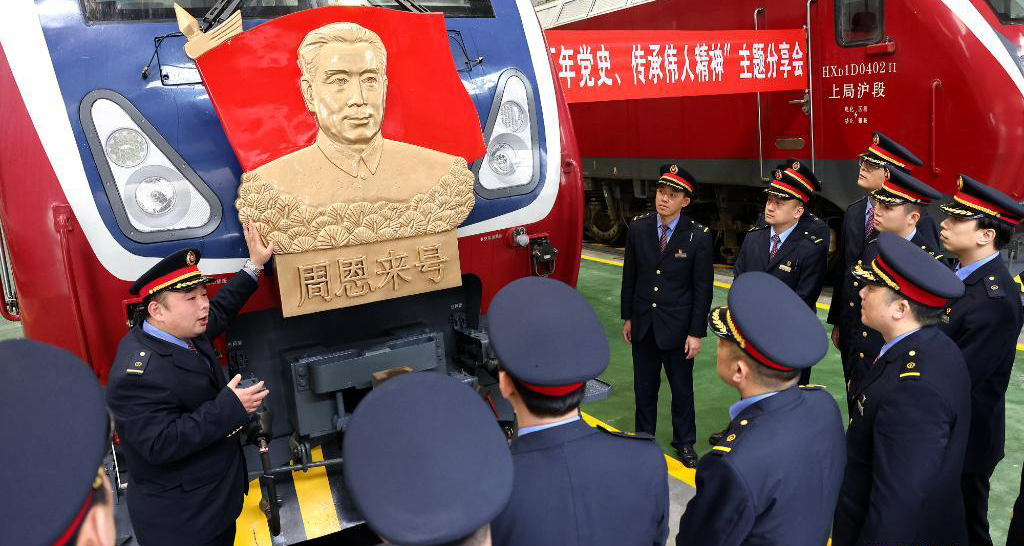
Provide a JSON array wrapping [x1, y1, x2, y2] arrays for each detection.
[[869, 189, 906, 206], [851, 262, 883, 286], [708, 306, 733, 341], [939, 201, 984, 219]]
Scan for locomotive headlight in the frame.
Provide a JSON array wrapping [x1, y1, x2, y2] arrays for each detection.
[[105, 128, 149, 168], [476, 70, 539, 195], [498, 100, 527, 133], [82, 90, 221, 242], [135, 176, 176, 215]]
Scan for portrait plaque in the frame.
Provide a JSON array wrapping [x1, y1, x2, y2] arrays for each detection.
[[177, 6, 485, 316]]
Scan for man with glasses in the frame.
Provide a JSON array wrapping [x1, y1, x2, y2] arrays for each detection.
[[2, 339, 116, 546], [826, 132, 938, 381]]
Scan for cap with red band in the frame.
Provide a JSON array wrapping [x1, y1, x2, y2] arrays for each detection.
[[657, 163, 697, 195], [870, 166, 943, 207], [708, 272, 828, 372], [860, 132, 924, 174], [939, 174, 1024, 226], [851, 232, 964, 309], [488, 277, 609, 398], [3, 339, 110, 546], [766, 159, 820, 203], [130, 248, 214, 297]]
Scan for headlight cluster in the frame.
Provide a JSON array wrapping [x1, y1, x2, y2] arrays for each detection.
[[82, 90, 221, 242], [476, 69, 540, 197]]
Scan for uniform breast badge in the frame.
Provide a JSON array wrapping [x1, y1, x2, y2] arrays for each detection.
[[778, 261, 792, 273], [856, 394, 867, 417], [675, 249, 687, 258]]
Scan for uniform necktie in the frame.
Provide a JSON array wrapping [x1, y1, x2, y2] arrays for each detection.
[[660, 224, 670, 253], [865, 200, 876, 240], [769, 234, 781, 261]]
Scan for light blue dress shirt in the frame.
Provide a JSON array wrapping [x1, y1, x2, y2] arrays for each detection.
[[955, 251, 1000, 281], [518, 414, 581, 437], [877, 327, 920, 360], [656, 215, 680, 244], [728, 391, 779, 420], [769, 222, 798, 252]]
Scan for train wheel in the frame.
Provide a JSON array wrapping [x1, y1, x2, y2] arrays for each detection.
[[587, 208, 623, 244]]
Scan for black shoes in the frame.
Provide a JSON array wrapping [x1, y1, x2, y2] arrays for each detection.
[[676, 445, 698, 468]]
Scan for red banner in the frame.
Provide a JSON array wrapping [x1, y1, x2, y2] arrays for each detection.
[[545, 29, 808, 103]]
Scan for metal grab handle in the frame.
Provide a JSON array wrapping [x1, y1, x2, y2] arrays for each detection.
[[54, 205, 94, 366], [788, 98, 808, 105], [0, 214, 19, 321]]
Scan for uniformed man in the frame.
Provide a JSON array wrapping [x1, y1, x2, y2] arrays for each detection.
[[935, 175, 1024, 546], [621, 163, 713, 467], [843, 166, 948, 380], [491, 277, 670, 546], [2, 339, 116, 546], [734, 159, 828, 382], [342, 372, 513, 546], [106, 223, 273, 546], [832, 232, 970, 546], [827, 132, 940, 374], [677, 272, 845, 546]]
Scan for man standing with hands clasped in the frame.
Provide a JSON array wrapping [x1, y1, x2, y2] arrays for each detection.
[[107, 223, 274, 546], [621, 163, 713, 468], [936, 175, 1024, 545]]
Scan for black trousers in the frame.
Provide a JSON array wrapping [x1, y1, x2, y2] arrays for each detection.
[[962, 470, 994, 546], [197, 524, 236, 546], [632, 330, 696, 450], [1007, 463, 1024, 546]]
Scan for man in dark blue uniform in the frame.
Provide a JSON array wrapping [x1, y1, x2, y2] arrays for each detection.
[[621, 163, 713, 467], [936, 175, 1024, 546], [106, 223, 274, 546], [676, 272, 844, 546], [491, 277, 670, 546], [844, 167, 948, 381], [3, 339, 116, 546], [828, 132, 940, 377], [343, 372, 513, 546], [734, 159, 827, 385], [832, 233, 970, 546]]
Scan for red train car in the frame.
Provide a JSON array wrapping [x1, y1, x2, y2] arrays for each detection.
[[541, 0, 1024, 259]]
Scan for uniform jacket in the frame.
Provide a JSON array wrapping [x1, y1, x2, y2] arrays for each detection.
[[621, 213, 714, 350], [833, 326, 970, 546], [491, 419, 669, 546], [107, 271, 258, 546], [733, 214, 828, 309], [676, 385, 845, 546], [938, 256, 1023, 473], [827, 198, 940, 327], [835, 231, 947, 376]]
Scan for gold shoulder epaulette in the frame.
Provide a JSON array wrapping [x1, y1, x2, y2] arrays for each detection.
[[898, 350, 921, 381], [125, 349, 152, 376]]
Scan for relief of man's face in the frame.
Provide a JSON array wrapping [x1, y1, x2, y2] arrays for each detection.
[[302, 42, 387, 146]]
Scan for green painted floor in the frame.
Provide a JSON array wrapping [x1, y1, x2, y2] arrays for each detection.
[[576, 257, 1024, 545]]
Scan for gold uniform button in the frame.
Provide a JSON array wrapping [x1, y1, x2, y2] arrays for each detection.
[[853, 281, 859, 287], [652, 303, 657, 308], [656, 270, 661, 275], [992, 285, 999, 290], [909, 350, 916, 356], [859, 352, 864, 358], [139, 351, 146, 356], [989, 276, 996, 281], [740, 420, 748, 426], [654, 287, 659, 292], [862, 331, 868, 338], [849, 302, 854, 307]]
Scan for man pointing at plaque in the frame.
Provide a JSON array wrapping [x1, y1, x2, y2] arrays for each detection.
[[250, 22, 471, 206]]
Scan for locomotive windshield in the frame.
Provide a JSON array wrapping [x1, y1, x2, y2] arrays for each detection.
[[81, 0, 494, 22], [985, 0, 1024, 24]]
